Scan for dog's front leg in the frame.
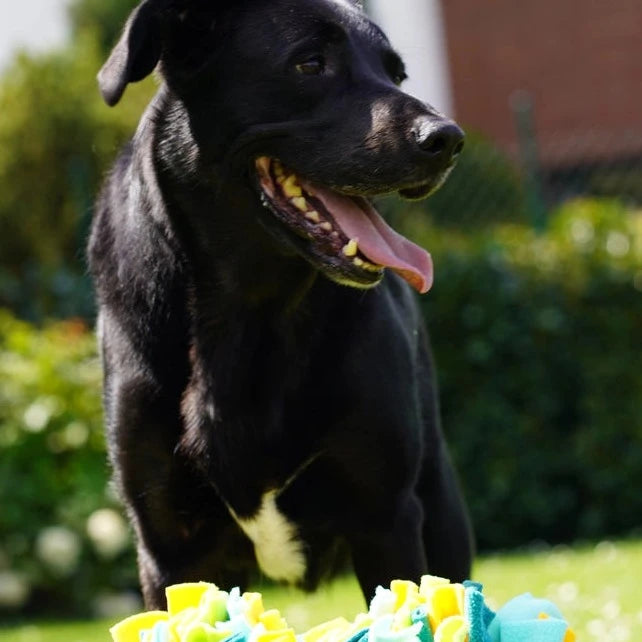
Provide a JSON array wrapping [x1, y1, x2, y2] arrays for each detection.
[[106, 373, 251, 608], [104, 373, 193, 606], [347, 492, 427, 602], [100, 315, 227, 608]]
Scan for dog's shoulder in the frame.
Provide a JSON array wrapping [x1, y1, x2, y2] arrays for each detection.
[[89, 128, 190, 359]]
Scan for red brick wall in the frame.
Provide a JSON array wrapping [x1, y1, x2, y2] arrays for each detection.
[[441, 0, 642, 165]]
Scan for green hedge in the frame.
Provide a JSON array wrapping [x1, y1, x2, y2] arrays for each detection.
[[0, 313, 138, 617], [1, 198, 641, 616], [418, 197, 642, 549]]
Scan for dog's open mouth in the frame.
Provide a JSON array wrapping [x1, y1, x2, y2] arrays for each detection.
[[255, 157, 433, 293]]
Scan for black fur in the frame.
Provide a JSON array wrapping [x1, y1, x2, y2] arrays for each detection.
[[89, 0, 473, 608]]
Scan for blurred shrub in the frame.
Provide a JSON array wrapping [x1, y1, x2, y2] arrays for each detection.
[[0, 312, 138, 617], [416, 197, 642, 549], [0, 34, 156, 320]]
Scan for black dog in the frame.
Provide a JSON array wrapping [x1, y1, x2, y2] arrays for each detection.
[[89, 0, 473, 609]]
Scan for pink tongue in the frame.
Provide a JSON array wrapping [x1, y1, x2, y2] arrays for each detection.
[[300, 180, 433, 293]]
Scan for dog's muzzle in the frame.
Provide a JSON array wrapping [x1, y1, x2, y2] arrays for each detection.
[[255, 157, 433, 293]]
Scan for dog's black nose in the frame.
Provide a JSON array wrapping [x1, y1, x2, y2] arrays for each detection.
[[414, 118, 465, 163]]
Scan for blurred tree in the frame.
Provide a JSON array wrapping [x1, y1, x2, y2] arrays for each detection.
[[0, 33, 155, 319], [68, 0, 133, 56]]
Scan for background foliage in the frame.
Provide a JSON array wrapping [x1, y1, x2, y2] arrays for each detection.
[[0, 3, 153, 320], [0, 312, 138, 617], [68, 0, 136, 58], [414, 198, 642, 550]]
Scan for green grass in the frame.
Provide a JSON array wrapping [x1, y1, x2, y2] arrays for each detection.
[[2, 539, 641, 642]]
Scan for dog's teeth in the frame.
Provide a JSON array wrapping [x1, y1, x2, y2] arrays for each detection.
[[291, 197, 308, 211], [320, 222, 334, 232], [273, 160, 284, 177], [305, 210, 321, 223], [362, 261, 383, 273], [342, 239, 359, 257], [331, 230, 339, 237], [256, 156, 271, 175], [282, 175, 302, 197], [352, 257, 382, 272]]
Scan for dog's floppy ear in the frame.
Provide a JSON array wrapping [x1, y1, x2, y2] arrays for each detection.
[[98, 0, 166, 106]]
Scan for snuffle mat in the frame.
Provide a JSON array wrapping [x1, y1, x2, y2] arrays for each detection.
[[109, 575, 575, 642]]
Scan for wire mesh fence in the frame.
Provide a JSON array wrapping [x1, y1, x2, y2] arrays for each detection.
[[417, 122, 642, 232]]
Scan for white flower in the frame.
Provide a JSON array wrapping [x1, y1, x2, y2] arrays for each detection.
[[63, 421, 90, 448], [23, 397, 60, 433], [86, 508, 130, 558], [570, 218, 594, 247], [0, 571, 30, 608], [606, 231, 630, 257], [35, 526, 81, 576]]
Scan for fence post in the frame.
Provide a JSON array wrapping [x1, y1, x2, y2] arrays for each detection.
[[510, 90, 547, 231]]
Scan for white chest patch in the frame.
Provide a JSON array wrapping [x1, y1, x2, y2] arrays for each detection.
[[231, 490, 306, 584]]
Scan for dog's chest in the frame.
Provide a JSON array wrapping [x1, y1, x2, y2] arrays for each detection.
[[210, 413, 323, 583], [190, 302, 356, 582], [198, 375, 325, 584], [227, 489, 306, 583]]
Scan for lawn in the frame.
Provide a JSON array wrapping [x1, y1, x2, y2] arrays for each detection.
[[2, 539, 641, 642]]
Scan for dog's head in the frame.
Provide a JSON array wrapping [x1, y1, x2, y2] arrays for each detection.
[[99, 0, 464, 294]]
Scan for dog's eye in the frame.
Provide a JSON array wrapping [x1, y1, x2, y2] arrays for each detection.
[[295, 56, 325, 76], [393, 71, 408, 86], [383, 50, 408, 86]]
